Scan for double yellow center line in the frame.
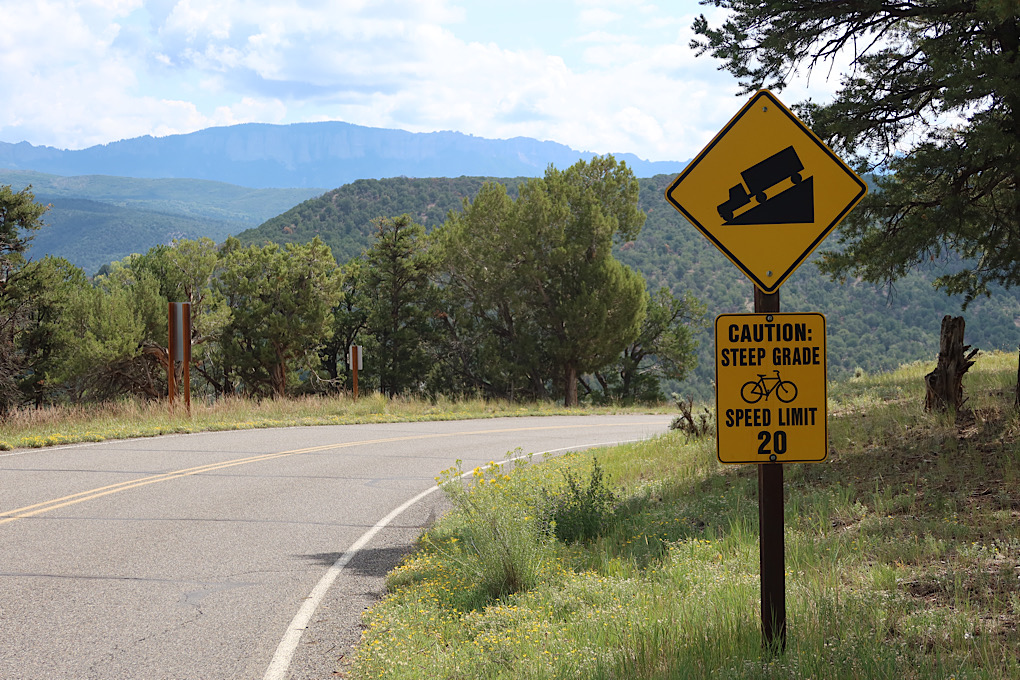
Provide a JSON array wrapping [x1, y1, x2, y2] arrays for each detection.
[[0, 422, 647, 527]]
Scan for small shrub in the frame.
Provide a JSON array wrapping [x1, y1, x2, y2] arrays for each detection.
[[542, 455, 616, 544], [437, 451, 555, 602]]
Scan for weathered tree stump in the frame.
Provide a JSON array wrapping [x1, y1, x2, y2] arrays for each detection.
[[924, 315, 978, 412], [1015, 346, 1020, 410]]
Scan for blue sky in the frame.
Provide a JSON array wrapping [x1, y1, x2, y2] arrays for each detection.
[[0, 1, 848, 161]]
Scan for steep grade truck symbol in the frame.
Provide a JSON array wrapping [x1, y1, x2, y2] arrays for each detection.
[[717, 146, 813, 224]]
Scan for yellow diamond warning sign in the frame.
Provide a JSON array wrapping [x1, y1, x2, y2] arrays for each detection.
[[715, 313, 827, 464], [666, 90, 867, 293]]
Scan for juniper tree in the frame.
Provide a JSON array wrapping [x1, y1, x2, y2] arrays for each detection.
[[693, 0, 1019, 298], [694, 0, 1019, 408]]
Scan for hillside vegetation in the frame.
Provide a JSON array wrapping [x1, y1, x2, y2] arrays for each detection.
[[9, 168, 1019, 392], [347, 352, 1020, 679], [31, 198, 239, 274], [236, 176, 524, 263], [4, 160, 1018, 406], [235, 173, 1020, 399], [0, 158, 698, 412]]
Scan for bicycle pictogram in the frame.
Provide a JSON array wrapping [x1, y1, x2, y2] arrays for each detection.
[[740, 369, 798, 404]]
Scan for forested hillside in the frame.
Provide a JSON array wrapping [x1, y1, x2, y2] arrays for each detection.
[[0, 169, 322, 272], [30, 198, 237, 274], [630, 176, 1020, 397], [238, 174, 1020, 399], [236, 176, 523, 264]]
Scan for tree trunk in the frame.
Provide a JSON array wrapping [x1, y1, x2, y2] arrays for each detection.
[[564, 363, 579, 407], [924, 315, 977, 412], [270, 352, 288, 398]]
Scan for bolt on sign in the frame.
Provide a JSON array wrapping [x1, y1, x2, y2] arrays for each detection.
[[665, 90, 867, 293], [715, 313, 827, 464]]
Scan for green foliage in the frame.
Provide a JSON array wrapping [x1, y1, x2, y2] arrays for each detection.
[[0, 169, 321, 225], [432, 157, 651, 406], [218, 237, 339, 397], [0, 184, 46, 273], [692, 1, 1020, 302], [541, 456, 616, 545], [31, 197, 237, 275], [64, 264, 167, 401], [363, 215, 437, 396], [318, 258, 369, 391], [0, 185, 49, 412], [431, 181, 543, 399], [234, 170, 1020, 403], [238, 176, 524, 263], [592, 287, 708, 403], [232, 170, 1020, 404], [524, 157, 648, 406], [0, 169, 322, 274], [5, 257, 89, 405], [622, 175, 1020, 401]]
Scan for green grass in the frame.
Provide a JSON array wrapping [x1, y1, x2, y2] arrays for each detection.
[[345, 350, 1020, 679], [0, 393, 670, 451]]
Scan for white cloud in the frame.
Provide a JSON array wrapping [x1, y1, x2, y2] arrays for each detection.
[[0, 0, 858, 162]]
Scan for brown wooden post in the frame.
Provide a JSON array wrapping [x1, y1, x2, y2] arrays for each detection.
[[182, 302, 192, 416], [754, 286, 786, 654], [167, 303, 176, 412], [1015, 345, 1020, 411], [351, 345, 360, 401], [168, 302, 192, 416]]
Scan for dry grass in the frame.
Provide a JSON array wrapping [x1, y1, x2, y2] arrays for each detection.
[[0, 392, 671, 450]]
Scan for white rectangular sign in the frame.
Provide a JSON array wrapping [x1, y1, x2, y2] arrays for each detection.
[[347, 345, 363, 371]]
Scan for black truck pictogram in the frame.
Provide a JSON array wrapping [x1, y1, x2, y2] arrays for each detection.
[[717, 146, 805, 222]]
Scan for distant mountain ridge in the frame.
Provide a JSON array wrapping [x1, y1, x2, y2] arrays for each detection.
[[0, 122, 686, 189]]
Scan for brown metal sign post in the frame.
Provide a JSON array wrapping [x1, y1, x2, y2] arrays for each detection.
[[754, 288, 785, 653]]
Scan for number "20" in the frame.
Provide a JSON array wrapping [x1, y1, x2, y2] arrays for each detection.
[[757, 430, 787, 456]]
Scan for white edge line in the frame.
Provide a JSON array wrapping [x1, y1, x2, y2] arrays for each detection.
[[262, 438, 648, 680]]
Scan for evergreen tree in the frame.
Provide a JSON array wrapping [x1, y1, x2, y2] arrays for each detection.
[[219, 237, 339, 397], [433, 182, 546, 399], [593, 287, 707, 403], [5, 257, 89, 406], [692, 1, 1020, 300], [128, 238, 229, 395], [69, 263, 167, 401], [0, 185, 48, 413], [363, 215, 436, 396], [319, 257, 369, 392], [516, 156, 648, 406], [434, 156, 648, 406]]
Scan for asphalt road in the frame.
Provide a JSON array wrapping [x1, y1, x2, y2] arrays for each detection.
[[0, 415, 671, 679]]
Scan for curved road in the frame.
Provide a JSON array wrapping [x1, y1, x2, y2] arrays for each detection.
[[0, 415, 670, 679]]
